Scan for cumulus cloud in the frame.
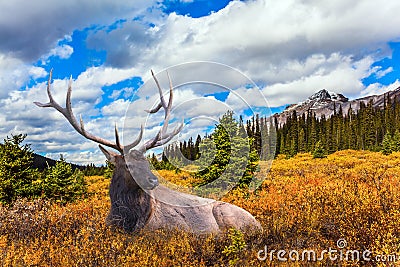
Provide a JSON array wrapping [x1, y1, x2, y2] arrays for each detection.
[[375, 67, 394, 79], [110, 87, 135, 100], [0, 54, 47, 98], [48, 44, 74, 60], [46, 150, 106, 166], [260, 54, 375, 106], [87, 20, 157, 68], [360, 79, 400, 98], [0, 0, 156, 62], [87, 0, 400, 98]]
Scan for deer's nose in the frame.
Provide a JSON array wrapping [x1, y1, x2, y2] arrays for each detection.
[[148, 174, 159, 189]]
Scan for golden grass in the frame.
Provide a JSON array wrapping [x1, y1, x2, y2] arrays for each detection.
[[1, 150, 400, 266]]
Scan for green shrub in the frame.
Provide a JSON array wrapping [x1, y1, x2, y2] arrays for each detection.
[[0, 134, 41, 204], [222, 228, 247, 266], [381, 130, 400, 155], [43, 158, 87, 203], [312, 140, 327, 159], [103, 160, 114, 179]]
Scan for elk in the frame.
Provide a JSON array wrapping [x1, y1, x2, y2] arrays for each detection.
[[34, 70, 262, 234]]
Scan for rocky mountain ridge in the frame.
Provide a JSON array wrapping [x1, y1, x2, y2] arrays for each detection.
[[273, 87, 400, 126]]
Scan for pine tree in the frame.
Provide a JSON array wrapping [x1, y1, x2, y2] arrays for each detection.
[[43, 157, 87, 203], [382, 132, 394, 155], [336, 105, 344, 150], [0, 134, 41, 204], [274, 116, 281, 155], [313, 140, 327, 159], [394, 95, 400, 130], [310, 113, 318, 150], [364, 100, 376, 150], [255, 114, 262, 156], [195, 134, 202, 160], [392, 130, 400, 152], [385, 93, 395, 135], [195, 111, 259, 194], [149, 153, 160, 170], [298, 128, 306, 153], [289, 110, 299, 156]]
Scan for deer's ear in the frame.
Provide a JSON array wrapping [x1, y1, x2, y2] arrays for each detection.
[[99, 145, 118, 164]]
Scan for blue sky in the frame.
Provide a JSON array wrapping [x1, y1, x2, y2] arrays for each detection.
[[1, 0, 400, 165]]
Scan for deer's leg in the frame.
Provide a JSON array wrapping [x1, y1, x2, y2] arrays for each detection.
[[212, 201, 262, 232]]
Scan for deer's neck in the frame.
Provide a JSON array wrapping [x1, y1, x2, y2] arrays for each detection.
[[107, 169, 152, 232]]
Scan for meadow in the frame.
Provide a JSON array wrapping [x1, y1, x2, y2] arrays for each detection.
[[1, 150, 400, 266]]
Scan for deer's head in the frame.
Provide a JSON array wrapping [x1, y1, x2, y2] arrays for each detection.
[[99, 147, 159, 190], [34, 69, 182, 191]]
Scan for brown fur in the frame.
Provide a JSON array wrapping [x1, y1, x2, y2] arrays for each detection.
[[103, 149, 262, 234]]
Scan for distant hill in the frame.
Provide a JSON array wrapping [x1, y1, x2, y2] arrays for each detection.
[[32, 153, 83, 171]]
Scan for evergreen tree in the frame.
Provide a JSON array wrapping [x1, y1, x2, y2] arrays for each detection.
[[0, 134, 41, 204], [298, 128, 306, 153], [392, 130, 400, 152], [195, 111, 259, 194], [382, 133, 394, 155], [313, 140, 327, 159], [149, 153, 160, 170], [385, 93, 395, 135], [274, 116, 281, 155], [364, 100, 376, 150], [194, 134, 202, 160], [254, 114, 262, 156], [43, 157, 87, 203], [289, 110, 298, 156], [309, 113, 318, 150]]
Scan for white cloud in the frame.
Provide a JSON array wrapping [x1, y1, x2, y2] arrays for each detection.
[[260, 54, 374, 106], [0, 54, 47, 98], [225, 86, 269, 111], [360, 80, 400, 98], [375, 67, 394, 79], [7, 0, 400, 103], [90, 0, 400, 100], [46, 150, 106, 166], [48, 44, 74, 60], [29, 66, 47, 79], [102, 99, 131, 117], [0, 0, 157, 61], [110, 87, 135, 99]]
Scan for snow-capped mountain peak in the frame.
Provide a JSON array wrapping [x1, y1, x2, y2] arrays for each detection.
[[308, 89, 331, 101], [274, 86, 400, 126], [285, 89, 349, 113]]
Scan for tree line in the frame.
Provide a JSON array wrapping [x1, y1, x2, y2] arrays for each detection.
[[154, 92, 400, 170], [271, 93, 400, 157]]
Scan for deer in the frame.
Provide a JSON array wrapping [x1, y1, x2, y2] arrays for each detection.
[[34, 69, 262, 234]]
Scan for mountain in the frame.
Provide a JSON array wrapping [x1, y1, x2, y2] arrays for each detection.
[[32, 153, 83, 171], [32, 153, 57, 170], [273, 87, 400, 126]]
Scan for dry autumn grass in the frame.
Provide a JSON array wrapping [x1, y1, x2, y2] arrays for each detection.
[[1, 150, 400, 266]]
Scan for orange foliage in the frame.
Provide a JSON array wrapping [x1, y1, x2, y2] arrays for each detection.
[[1, 150, 400, 266]]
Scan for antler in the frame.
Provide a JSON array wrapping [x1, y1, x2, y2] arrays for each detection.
[[34, 69, 143, 154], [141, 70, 183, 151]]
